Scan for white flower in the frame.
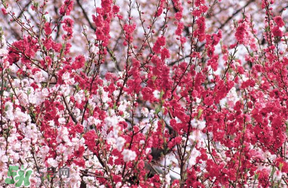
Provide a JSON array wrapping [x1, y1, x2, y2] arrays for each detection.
[[62, 72, 75, 84], [116, 137, 126, 151], [11, 152, 20, 162], [153, 90, 160, 99], [106, 135, 116, 146], [188, 130, 205, 143], [105, 116, 119, 127], [34, 71, 45, 83], [57, 126, 70, 143], [191, 119, 206, 130], [113, 90, 120, 97], [141, 107, 149, 117], [274, 170, 283, 181], [198, 120, 206, 130], [100, 89, 109, 102], [62, 72, 70, 80], [61, 85, 71, 95], [5, 101, 13, 112], [9, 64, 19, 75], [242, 74, 248, 82], [145, 148, 151, 154], [41, 88, 49, 97], [24, 124, 37, 142], [14, 108, 30, 123], [12, 142, 21, 151], [68, 165, 82, 187], [226, 87, 239, 108], [33, 92, 44, 105], [195, 97, 201, 104], [87, 116, 101, 126], [118, 101, 130, 112], [28, 93, 37, 105], [122, 149, 136, 162], [74, 91, 85, 103], [17, 90, 29, 106], [48, 120, 55, 127], [188, 148, 201, 167], [0, 48, 8, 56], [47, 158, 58, 167], [58, 117, 66, 124]]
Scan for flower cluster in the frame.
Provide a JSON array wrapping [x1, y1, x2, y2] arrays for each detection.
[[0, 0, 288, 187]]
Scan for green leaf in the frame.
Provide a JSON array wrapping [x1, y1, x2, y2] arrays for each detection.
[[279, 163, 283, 171], [197, 109, 203, 119], [27, 88, 31, 95], [60, 43, 66, 58]]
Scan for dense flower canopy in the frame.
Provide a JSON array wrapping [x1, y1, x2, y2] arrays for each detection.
[[0, 0, 288, 187]]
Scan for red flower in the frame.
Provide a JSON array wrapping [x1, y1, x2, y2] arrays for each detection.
[[175, 12, 182, 20], [1, 8, 8, 15], [44, 23, 52, 35], [62, 18, 74, 31], [84, 130, 98, 151], [274, 16, 285, 27], [112, 5, 119, 14], [72, 55, 85, 69], [73, 158, 85, 167], [175, 22, 184, 36], [196, 17, 206, 41], [60, 0, 74, 15], [74, 146, 85, 158], [272, 26, 283, 37], [101, 0, 112, 13], [235, 24, 246, 44], [153, 36, 166, 53], [256, 169, 270, 188], [161, 48, 170, 60]]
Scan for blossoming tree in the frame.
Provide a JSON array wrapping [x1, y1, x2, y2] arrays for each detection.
[[0, 0, 288, 187]]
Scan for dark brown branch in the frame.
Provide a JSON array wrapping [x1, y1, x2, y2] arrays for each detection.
[[218, 0, 255, 30], [62, 95, 78, 124]]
